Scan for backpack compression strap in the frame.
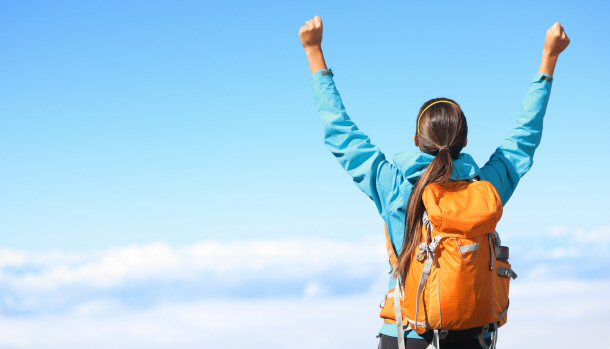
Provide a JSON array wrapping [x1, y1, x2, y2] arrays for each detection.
[[393, 276, 406, 349], [384, 223, 406, 349], [415, 212, 442, 333]]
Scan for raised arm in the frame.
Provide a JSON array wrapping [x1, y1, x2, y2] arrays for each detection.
[[299, 16, 402, 216], [480, 22, 570, 204]]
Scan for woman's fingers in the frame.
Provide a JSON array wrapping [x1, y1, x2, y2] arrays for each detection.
[[298, 15, 324, 48], [302, 16, 322, 31]]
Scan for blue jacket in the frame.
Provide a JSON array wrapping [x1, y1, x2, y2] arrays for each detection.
[[310, 68, 553, 338]]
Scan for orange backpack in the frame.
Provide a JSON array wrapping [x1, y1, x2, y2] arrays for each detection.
[[379, 179, 517, 349]]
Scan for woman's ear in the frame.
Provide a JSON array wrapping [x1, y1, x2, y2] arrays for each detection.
[[414, 135, 419, 147]]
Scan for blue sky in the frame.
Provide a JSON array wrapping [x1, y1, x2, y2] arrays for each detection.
[[1, 2, 610, 348], [1, 0, 609, 250]]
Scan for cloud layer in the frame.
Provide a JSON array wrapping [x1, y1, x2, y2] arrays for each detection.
[[1, 280, 609, 349], [2, 226, 610, 316], [0, 235, 389, 315], [0, 226, 609, 348]]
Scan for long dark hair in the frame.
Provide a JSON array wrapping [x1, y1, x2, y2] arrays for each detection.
[[394, 97, 468, 282]]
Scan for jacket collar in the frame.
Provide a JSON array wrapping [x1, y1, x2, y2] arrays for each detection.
[[392, 151, 481, 186]]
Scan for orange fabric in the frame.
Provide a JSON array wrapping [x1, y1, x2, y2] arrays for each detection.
[[423, 181, 503, 238], [384, 224, 399, 272], [378, 180, 513, 333]]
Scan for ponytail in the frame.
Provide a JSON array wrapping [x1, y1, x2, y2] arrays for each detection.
[[394, 97, 467, 282], [394, 147, 454, 282]]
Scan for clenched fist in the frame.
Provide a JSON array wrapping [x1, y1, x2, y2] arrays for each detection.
[[299, 15, 328, 73], [299, 15, 323, 49], [544, 21, 570, 57]]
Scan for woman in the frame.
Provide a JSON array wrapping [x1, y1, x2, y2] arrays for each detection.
[[298, 15, 570, 348]]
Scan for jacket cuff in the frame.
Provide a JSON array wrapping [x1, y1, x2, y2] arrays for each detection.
[[311, 67, 334, 80], [531, 72, 553, 83]]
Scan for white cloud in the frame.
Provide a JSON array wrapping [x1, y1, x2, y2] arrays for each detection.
[[506, 225, 610, 280], [0, 280, 608, 349], [303, 281, 330, 298], [2, 226, 610, 313], [1, 236, 388, 288], [0, 235, 389, 315]]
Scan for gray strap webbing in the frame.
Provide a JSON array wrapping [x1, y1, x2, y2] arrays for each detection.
[[422, 211, 431, 231], [415, 255, 433, 332], [488, 233, 494, 271], [459, 243, 480, 254], [412, 212, 440, 345], [499, 300, 510, 319], [497, 267, 518, 279], [493, 231, 502, 259], [415, 236, 442, 332], [433, 329, 440, 349], [393, 276, 405, 349], [492, 327, 498, 349], [493, 231, 502, 246], [405, 317, 428, 328]]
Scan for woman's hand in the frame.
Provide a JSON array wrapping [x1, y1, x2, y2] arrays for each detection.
[[543, 21, 571, 57], [299, 15, 328, 74], [299, 15, 323, 51], [538, 21, 570, 76]]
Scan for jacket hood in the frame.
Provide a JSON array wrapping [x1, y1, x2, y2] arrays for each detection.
[[392, 151, 481, 186]]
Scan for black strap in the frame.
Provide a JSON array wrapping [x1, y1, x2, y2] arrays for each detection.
[[422, 323, 496, 344]]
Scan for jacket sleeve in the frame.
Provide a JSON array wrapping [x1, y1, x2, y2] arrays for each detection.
[[480, 72, 554, 205], [311, 68, 403, 216]]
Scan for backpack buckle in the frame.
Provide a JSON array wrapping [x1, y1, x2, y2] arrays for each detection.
[[416, 242, 427, 261]]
